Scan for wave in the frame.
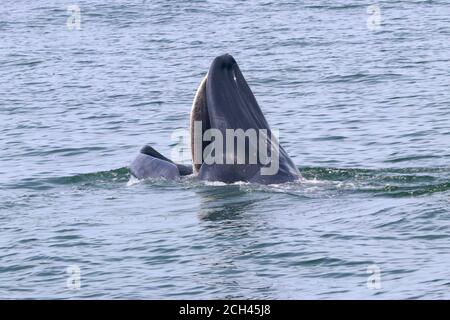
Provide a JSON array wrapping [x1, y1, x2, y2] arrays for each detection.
[[7, 166, 450, 198], [300, 166, 450, 197]]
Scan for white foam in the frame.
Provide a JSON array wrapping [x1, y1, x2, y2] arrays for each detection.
[[126, 176, 140, 187]]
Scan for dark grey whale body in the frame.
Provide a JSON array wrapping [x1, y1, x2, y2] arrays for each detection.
[[130, 54, 300, 184], [129, 145, 192, 180]]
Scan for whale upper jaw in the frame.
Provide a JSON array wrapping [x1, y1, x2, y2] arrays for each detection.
[[190, 54, 300, 184]]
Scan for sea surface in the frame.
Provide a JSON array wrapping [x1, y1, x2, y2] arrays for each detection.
[[0, 0, 449, 299]]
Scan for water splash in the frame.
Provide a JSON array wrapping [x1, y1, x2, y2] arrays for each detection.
[[29, 165, 448, 198]]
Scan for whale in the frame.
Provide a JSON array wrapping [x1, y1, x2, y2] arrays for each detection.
[[129, 54, 300, 184]]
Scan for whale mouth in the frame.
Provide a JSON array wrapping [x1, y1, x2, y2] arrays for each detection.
[[189, 54, 299, 183], [131, 54, 299, 183], [190, 54, 268, 172], [190, 74, 209, 172]]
